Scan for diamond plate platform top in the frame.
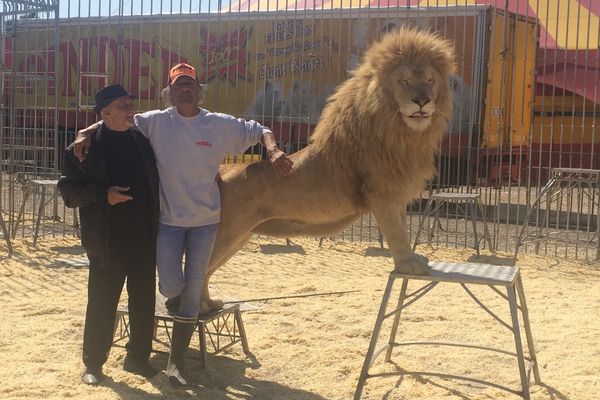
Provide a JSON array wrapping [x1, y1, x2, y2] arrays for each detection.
[[431, 192, 480, 200], [118, 292, 259, 320], [391, 261, 519, 286]]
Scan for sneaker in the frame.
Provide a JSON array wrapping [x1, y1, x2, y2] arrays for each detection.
[[123, 355, 159, 379], [165, 296, 181, 316], [81, 368, 103, 385], [165, 362, 188, 386]]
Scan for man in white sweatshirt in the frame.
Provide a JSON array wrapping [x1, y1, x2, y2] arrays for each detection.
[[74, 63, 293, 386]]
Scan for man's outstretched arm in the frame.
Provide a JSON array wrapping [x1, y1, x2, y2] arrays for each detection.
[[261, 131, 294, 176]]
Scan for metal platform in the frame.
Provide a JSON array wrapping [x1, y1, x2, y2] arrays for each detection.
[[413, 191, 493, 255], [355, 261, 540, 399], [12, 179, 79, 246], [113, 293, 254, 370], [516, 168, 599, 260]]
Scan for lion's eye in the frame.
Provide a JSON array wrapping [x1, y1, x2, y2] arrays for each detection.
[[427, 78, 434, 84]]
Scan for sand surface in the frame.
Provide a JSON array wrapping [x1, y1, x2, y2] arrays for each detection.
[[1, 236, 599, 400]]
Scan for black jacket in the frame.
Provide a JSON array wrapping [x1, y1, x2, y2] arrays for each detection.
[[58, 126, 160, 265]]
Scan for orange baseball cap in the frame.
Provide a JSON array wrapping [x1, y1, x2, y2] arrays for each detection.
[[169, 63, 197, 83]]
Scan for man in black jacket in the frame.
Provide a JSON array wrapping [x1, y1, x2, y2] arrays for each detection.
[[58, 84, 160, 385]]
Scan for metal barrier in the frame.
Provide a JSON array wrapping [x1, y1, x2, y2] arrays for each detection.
[[0, 1, 598, 260]]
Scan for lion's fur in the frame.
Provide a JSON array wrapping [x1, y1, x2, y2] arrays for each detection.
[[310, 29, 454, 204], [203, 28, 455, 306]]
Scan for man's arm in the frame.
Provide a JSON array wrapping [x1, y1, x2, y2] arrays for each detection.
[[261, 131, 294, 176], [57, 147, 108, 208], [58, 148, 133, 207], [219, 113, 294, 176], [73, 121, 102, 161], [74, 111, 154, 161]]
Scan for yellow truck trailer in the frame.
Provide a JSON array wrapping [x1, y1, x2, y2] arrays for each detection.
[[0, 5, 537, 184]]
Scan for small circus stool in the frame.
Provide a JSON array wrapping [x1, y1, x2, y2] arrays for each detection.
[[515, 168, 599, 260], [113, 294, 252, 370], [355, 261, 540, 400], [12, 179, 79, 246], [413, 191, 493, 255]]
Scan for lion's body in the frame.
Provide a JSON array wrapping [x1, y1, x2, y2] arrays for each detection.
[[203, 28, 455, 305]]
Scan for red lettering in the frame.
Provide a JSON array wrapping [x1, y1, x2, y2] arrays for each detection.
[[3, 37, 12, 68], [79, 36, 121, 95], [45, 47, 56, 96], [58, 41, 77, 97], [6, 35, 190, 104], [125, 39, 156, 99], [18, 55, 45, 94]]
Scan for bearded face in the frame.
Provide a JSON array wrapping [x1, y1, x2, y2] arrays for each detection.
[[387, 63, 442, 132]]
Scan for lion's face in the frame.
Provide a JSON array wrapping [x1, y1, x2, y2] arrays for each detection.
[[387, 63, 444, 132]]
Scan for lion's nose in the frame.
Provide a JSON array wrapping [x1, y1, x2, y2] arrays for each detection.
[[412, 96, 431, 108]]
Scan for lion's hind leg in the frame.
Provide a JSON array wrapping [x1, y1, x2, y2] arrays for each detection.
[[202, 231, 254, 311]]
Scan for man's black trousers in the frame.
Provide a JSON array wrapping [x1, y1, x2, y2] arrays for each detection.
[[82, 255, 156, 371]]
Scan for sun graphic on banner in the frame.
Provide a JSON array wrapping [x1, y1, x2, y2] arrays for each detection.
[[198, 28, 253, 84]]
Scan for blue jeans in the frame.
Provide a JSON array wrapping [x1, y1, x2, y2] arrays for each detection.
[[156, 223, 218, 318]]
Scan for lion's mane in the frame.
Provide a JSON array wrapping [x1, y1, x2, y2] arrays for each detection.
[[310, 28, 455, 205], [204, 28, 457, 307]]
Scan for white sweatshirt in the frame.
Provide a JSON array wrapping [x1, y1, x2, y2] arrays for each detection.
[[134, 107, 268, 227]]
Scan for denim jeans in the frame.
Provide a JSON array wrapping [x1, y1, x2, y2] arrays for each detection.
[[156, 222, 218, 318]]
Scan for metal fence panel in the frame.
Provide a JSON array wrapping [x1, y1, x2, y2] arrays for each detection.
[[0, 0, 597, 260]]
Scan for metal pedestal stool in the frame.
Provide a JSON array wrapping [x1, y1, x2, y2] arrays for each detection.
[[12, 179, 79, 245], [114, 294, 251, 370], [413, 192, 493, 255], [516, 168, 599, 260], [355, 261, 540, 399], [13, 179, 60, 246]]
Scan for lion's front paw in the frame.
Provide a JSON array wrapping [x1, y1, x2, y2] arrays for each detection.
[[394, 252, 430, 275]]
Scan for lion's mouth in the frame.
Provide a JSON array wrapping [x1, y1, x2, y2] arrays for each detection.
[[409, 111, 429, 119]]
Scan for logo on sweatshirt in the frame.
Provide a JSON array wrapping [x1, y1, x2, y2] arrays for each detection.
[[196, 140, 212, 147]]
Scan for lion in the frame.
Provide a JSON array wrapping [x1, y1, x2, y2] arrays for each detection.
[[203, 28, 455, 308]]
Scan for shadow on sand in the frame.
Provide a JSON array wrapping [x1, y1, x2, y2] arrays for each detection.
[[260, 243, 306, 255], [101, 350, 329, 400], [373, 363, 570, 400], [50, 244, 85, 255], [364, 247, 391, 258]]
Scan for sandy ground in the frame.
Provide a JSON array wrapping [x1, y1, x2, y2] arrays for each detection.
[[1, 236, 599, 400]]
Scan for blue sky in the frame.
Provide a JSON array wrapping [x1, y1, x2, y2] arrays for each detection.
[[56, 0, 231, 17]]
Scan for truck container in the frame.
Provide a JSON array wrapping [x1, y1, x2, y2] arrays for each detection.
[[0, 5, 537, 185]]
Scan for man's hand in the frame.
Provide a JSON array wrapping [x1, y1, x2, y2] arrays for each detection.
[[267, 149, 294, 176], [108, 186, 133, 205], [74, 122, 101, 162]]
